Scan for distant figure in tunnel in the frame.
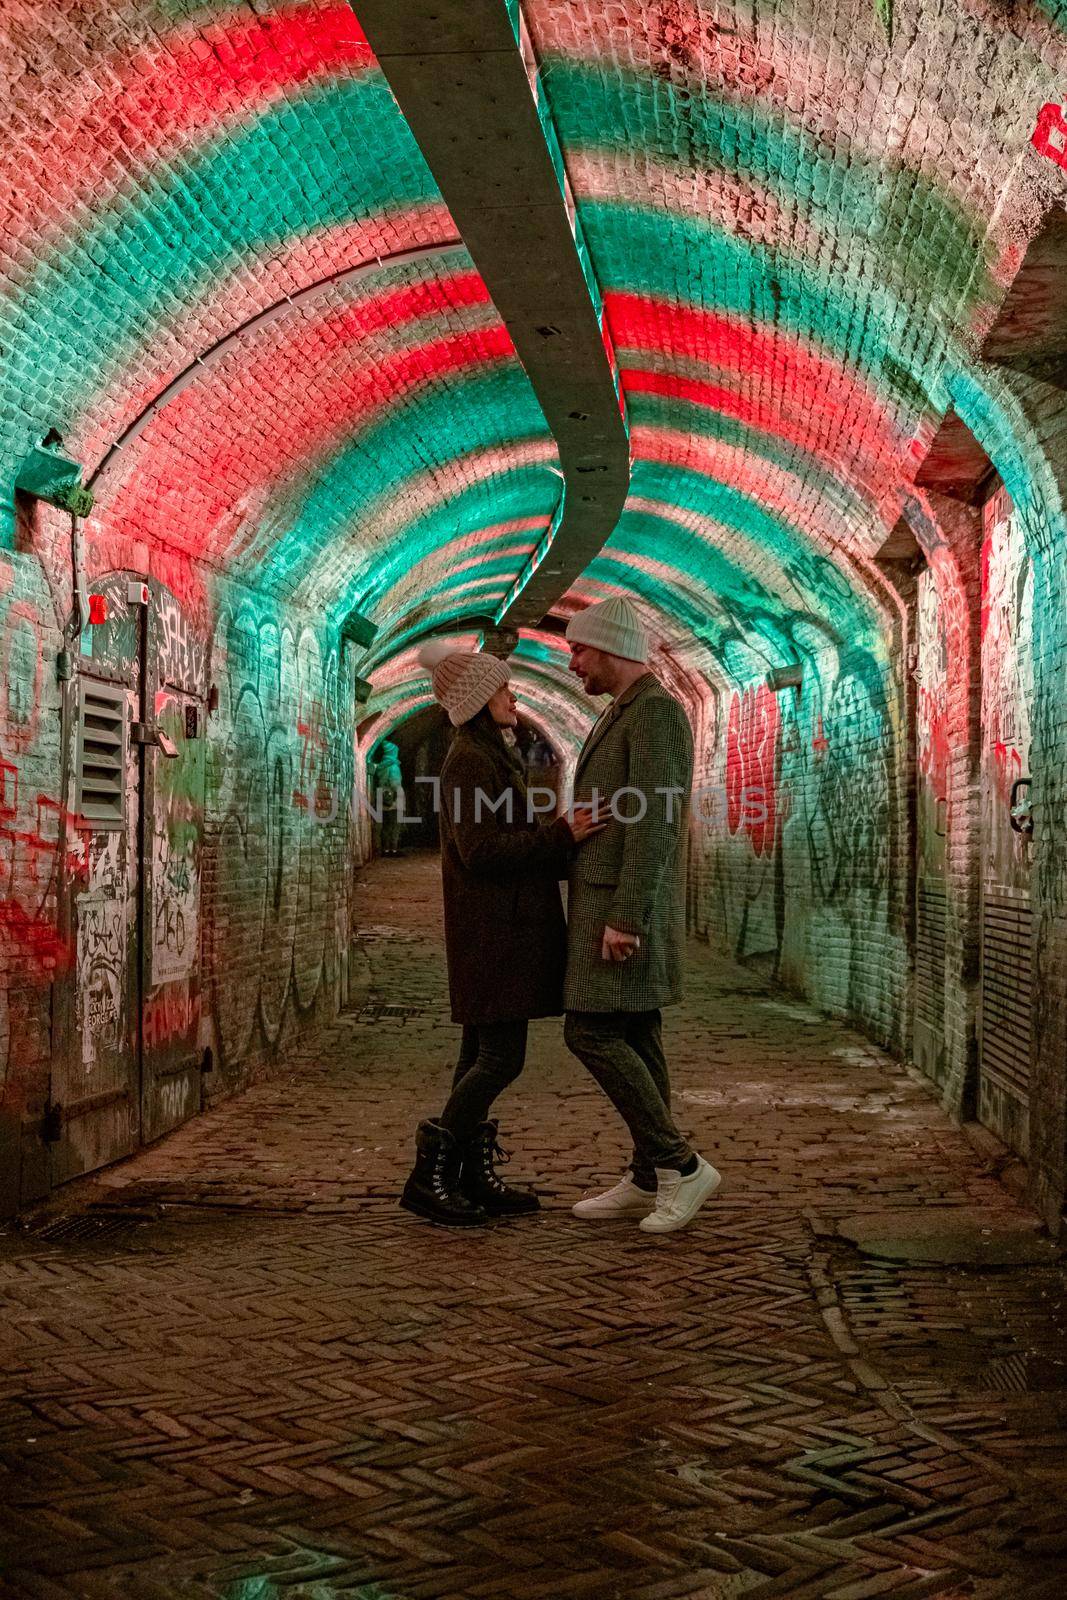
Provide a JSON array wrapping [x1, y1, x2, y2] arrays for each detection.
[[565, 596, 721, 1234], [368, 740, 404, 857], [400, 641, 603, 1228]]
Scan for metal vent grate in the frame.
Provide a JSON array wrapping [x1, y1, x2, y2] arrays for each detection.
[[980, 893, 1033, 1098], [29, 1210, 151, 1246], [76, 678, 127, 829]]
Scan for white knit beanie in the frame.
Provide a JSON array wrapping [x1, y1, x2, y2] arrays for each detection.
[[565, 595, 649, 663], [417, 640, 510, 726]]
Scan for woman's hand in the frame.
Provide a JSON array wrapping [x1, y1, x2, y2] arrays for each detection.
[[567, 803, 606, 844]]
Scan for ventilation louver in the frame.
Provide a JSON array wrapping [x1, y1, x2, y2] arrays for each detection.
[[76, 678, 127, 829]]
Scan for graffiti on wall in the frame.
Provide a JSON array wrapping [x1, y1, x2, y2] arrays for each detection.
[[981, 485, 1033, 891], [916, 568, 949, 873], [1, 556, 80, 1090], [726, 683, 779, 857], [76, 884, 125, 1067], [156, 587, 204, 694], [803, 662, 892, 907], [699, 676, 782, 961], [698, 624, 899, 1036], [150, 691, 203, 986], [1032, 100, 1067, 171], [206, 603, 350, 1067]]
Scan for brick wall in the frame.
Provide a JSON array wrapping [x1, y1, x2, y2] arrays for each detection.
[[3, 1, 1067, 1218], [0, 506, 357, 1209], [0, 524, 69, 1210], [688, 636, 909, 1051]]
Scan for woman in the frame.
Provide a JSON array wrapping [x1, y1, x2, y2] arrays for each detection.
[[400, 641, 601, 1227]]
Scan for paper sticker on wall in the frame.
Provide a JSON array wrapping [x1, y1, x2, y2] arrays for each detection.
[[77, 895, 125, 1068]]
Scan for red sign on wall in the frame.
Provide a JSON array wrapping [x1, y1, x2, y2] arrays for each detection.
[[1032, 101, 1067, 171]]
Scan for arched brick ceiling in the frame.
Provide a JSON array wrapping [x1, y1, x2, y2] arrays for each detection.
[[361, 630, 596, 759], [519, 0, 1064, 670], [0, 1, 564, 716], [1, 0, 1064, 727]]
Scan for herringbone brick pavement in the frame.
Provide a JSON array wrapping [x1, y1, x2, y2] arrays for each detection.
[[1, 853, 1065, 1599]]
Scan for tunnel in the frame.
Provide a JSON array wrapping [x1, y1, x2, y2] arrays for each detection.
[[2, 2, 1067, 1595]]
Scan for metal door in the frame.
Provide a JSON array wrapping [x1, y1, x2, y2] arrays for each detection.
[[913, 567, 950, 1088], [978, 484, 1034, 1155], [52, 575, 206, 1181], [52, 573, 141, 1183], [141, 589, 207, 1143]]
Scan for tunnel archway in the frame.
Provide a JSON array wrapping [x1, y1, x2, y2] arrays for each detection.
[[365, 700, 566, 851], [1, 1, 1066, 1233]]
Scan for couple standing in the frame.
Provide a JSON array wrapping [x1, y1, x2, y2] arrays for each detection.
[[400, 595, 721, 1236]]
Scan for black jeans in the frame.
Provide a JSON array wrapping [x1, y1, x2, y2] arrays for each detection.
[[439, 1020, 529, 1142], [564, 1008, 691, 1188]]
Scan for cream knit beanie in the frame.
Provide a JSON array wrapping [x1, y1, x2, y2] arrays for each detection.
[[417, 640, 510, 726], [565, 595, 649, 663]]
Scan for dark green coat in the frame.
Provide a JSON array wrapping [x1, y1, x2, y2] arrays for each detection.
[[564, 674, 694, 1013], [439, 721, 573, 1025]]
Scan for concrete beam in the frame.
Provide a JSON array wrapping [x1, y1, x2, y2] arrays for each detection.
[[352, 0, 630, 628]]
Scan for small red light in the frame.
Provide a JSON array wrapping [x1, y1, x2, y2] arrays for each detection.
[[87, 594, 108, 625]]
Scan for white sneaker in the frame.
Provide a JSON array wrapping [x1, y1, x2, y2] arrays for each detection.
[[572, 1174, 657, 1219], [638, 1157, 721, 1234]]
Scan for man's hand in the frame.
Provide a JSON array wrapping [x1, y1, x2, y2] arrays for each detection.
[[602, 925, 640, 963]]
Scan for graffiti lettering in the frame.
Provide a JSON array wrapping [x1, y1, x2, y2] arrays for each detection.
[[77, 892, 125, 1069], [1032, 100, 1067, 170], [207, 610, 349, 1066], [980, 491, 1033, 889], [143, 986, 201, 1051], [726, 684, 779, 856], [159, 1075, 192, 1126]]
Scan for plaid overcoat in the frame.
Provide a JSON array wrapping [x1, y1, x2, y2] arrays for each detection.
[[564, 673, 694, 1013]]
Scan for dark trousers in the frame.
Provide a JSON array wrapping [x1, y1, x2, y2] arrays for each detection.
[[380, 808, 400, 854], [564, 1008, 691, 1187], [439, 1020, 529, 1142]]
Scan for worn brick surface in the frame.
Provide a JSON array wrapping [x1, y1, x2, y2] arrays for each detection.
[[1, 852, 1065, 1599]]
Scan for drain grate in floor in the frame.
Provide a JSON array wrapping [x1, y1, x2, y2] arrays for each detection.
[[356, 925, 422, 944], [347, 1002, 428, 1022], [983, 1352, 1030, 1393], [982, 1351, 1067, 1393], [29, 1211, 152, 1246]]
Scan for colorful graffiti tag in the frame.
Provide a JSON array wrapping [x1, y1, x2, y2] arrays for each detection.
[[207, 603, 350, 1069], [981, 486, 1033, 893], [1032, 100, 1067, 171], [916, 568, 950, 874], [725, 684, 779, 857], [0, 556, 80, 1091]]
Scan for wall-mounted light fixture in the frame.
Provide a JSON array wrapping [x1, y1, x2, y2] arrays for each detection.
[[766, 663, 804, 696], [14, 434, 95, 517], [340, 607, 378, 649]]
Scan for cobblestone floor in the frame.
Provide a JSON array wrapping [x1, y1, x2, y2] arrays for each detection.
[[2, 852, 1066, 1599]]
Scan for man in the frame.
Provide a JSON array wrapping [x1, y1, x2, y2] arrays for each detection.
[[564, 594, 721, 1234]]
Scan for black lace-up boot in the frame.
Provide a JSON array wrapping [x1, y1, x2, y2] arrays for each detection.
[[460, 1121, 540, 1216], [400, 1121, 488, 1226]]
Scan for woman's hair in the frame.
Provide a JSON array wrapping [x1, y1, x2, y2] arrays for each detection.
[[462, 705, 500, 739], [456, 705, 525, 778]]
